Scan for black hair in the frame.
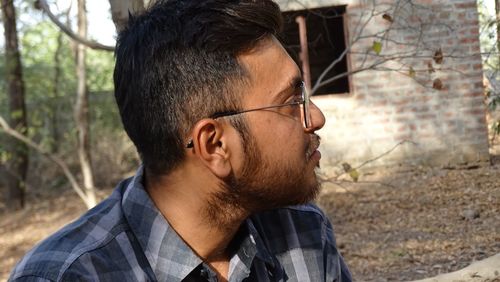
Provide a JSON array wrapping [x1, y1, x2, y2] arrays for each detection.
[[114, 0, 283, 175]]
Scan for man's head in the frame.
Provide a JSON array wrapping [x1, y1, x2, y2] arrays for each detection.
[[114, 0, 326, 213], [114, 0, 282, 175], [207, 37, 325, 216]]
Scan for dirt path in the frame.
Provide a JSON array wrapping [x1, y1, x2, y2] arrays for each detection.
[[318, 162, 500, 281]]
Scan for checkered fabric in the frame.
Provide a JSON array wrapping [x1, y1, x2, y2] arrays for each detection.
[[9, 167, 352, 282]]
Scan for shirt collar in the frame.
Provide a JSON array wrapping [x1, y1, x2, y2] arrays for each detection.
[[121, 166, 202, 282], [120, 166, 282, 281], [245, 219, 275, 266]]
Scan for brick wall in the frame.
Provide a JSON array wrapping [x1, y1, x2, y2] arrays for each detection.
[[278, 0, 490, 171]]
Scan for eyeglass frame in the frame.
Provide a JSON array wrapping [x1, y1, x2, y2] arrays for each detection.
[[186, 82, 312, 148]]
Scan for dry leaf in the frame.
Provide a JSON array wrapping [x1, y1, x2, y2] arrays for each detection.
[[349, 169, 360, 182], [342, 163, 352, 172], [433, 78, 443, 90], [409, 66, 416, 78], [372, 41, 382, 55], [342, 163, 360, 182], [434, 48, 444, 64], [382, 14, 394, 23]]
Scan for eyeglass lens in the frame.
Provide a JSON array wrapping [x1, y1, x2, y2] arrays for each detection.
[[302, 85, 312, 129]]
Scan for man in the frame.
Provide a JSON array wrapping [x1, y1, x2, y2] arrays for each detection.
[[10, 0, 352, 281]]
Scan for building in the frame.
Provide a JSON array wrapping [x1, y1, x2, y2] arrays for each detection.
[[277, 0, 490, 172]]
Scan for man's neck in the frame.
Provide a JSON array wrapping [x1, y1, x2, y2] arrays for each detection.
[[144, 166, 248, 266]]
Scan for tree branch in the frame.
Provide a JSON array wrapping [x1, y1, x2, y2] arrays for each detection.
[[320, 140, 417, 184], [0, 115, 91, 207], [35, 0, 115, 52]]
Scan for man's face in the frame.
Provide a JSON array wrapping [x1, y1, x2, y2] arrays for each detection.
[[217, 36, 325, 212]]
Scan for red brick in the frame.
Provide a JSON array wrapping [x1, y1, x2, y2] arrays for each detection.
[[419, 133, 435, 139], [412, 107, 429, 113], [373, 101, 388, 107], [470, 45, 481, 53], [446, 120, 457, 127], [468, 127, 488, 133], [393, 98, 412, 106], [456, 64, 471, 71], [395, 106, 407, 114], [455, 2, 476, 9], [464, 91, 483, 97], [473, 63, 483, 70], [469, 27, 479, 36], [457, 83, 472, 90], [418, 114, 437, 120], [465, 109, 486, 115], [460, 37, 476, 44], [394, 134, 412, 141], [465, 20, 479, 26], [416, 96, 433, 103], [439, 12, 450, 19], [405, 36, 418, 41], [444, 112, 455, 118]]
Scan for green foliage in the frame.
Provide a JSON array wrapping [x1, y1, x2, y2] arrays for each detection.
[[488, 90, 500, 111], [17, 19, 116, 148], [372, 41, 382, 55], [477, 0, 499, 71], [87, 49, 115, 92], [491, 120, 500, 136], [477, 0, 500, 139]]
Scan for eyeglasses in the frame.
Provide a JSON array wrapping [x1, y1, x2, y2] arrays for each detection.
[[186, 82, 312, 148]]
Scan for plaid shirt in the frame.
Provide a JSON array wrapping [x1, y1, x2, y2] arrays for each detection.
[[9, 167, 352, 282]]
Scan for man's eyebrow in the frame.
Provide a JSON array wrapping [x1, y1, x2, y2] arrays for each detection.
[[273, 76, 303, 102]]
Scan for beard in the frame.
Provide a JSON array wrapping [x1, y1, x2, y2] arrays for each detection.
[[206, 127, 321, 224]]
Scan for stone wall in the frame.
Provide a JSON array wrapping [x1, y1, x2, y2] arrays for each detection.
[[277, 0, 490, 171]]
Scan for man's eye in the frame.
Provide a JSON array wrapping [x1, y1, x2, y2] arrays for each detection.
[[289, 95, 303, 104]]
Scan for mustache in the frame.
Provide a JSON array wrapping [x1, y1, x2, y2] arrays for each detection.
[[306, 134, 321, 158]]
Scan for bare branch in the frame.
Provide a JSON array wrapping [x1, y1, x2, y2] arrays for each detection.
[[35, 0, 115, 52], [354, 139, 417, 170], [0, 115, 91, 207], [320, 140, 417, 184]]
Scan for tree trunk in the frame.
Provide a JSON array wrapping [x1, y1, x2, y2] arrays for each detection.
[[1, 0, 29, 210], [49, 30, 64, 153], [496, 0, 500, 64], [75, 0, 96, 208], [108, 0, 145, 32]]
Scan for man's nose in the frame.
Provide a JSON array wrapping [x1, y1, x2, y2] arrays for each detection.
[[305, 100, 325, 133]]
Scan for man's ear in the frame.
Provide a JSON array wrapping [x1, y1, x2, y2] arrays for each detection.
[[189, 119, 232, 178]]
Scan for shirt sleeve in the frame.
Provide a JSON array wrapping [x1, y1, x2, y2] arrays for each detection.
[[339, 251, 353, 282], [320, 204, 353, 282]]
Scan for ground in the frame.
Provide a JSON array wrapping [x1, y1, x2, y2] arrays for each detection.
[[317, 159, 500, 281], [1, 157, 499, 281]]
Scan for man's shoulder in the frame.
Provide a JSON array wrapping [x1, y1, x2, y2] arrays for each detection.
[[9, 184, 131, 281], [280, 203, 329, 218], [250, 203, 336, 251], [253, 203, 331, 227]]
